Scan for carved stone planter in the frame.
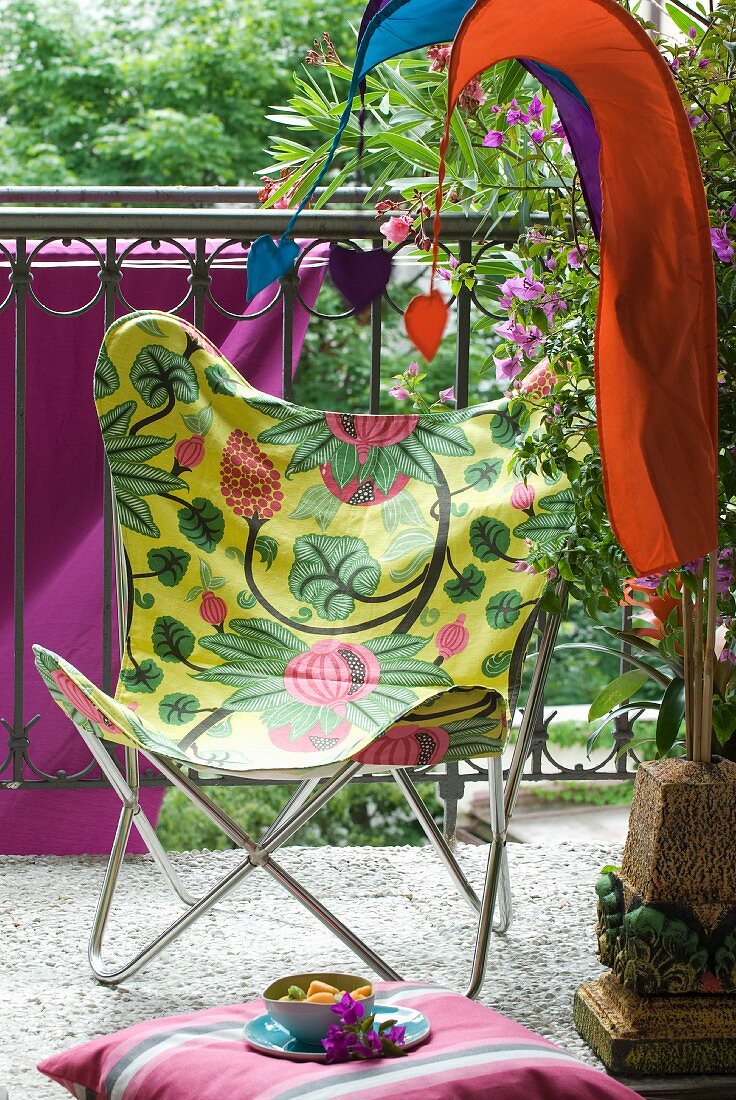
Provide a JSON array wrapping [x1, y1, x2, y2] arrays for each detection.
[[574, 757, 736, 1075]]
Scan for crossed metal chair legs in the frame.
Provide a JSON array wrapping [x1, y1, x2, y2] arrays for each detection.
[[78, 610, 561, 998]]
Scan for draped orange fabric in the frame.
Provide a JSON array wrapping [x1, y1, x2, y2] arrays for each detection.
[[436, 0, 718, 575]]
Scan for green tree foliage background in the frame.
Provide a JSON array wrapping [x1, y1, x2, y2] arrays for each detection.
[[0, 0, 364, 185]]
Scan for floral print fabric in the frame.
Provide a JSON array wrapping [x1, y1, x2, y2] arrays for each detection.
[[34, 311, 570, 774]]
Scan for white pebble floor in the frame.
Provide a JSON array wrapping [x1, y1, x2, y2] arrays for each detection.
[[0, 841, 617, 1099]]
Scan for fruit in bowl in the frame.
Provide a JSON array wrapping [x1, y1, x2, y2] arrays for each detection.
[[263, 972, 375, 1045]]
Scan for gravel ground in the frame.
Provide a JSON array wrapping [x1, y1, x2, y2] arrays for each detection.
[[0, 841, 618, 1099]]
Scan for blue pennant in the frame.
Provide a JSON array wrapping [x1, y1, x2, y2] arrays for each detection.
[[246, 236, 300, 302]]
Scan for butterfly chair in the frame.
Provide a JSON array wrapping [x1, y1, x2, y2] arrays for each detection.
[[34, 310, 568, 995]]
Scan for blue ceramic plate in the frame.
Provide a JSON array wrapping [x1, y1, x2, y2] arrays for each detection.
[[244, 1003, 431, 1062]]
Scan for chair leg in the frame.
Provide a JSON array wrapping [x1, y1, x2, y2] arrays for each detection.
[[392, 768, 480, 914], [488, 758, 513, 933], [465, 603, 565, 998], [82, 736, 401, 984]]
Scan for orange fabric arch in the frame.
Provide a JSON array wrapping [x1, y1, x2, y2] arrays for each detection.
[[436, 0, 717, 575]]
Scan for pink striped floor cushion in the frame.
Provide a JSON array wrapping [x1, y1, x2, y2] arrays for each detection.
[[38, 982, 639, 1099]]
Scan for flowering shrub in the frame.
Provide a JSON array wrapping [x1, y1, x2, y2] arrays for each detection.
[[262, 1, 735, 756]]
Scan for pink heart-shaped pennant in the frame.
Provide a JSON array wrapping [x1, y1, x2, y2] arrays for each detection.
[[404, 289, 449, 361], [328, 243, 393, 314]]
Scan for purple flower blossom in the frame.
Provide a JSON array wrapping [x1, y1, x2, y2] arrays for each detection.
[[698, 58, 710, 68], [567, 245, 587, 269], [384, 1025, 406, 1045], [687, 26, 697, 38], [358, 1029, 384, 1058], [731, 205, 736, 220], [331, 993, 365, 1026], [493, 351, 523, 381], [530, 128, 546, 144], [507, 99, 530, 126], [499, 266, 545, 302], [711, 226, 734, 264], [483, 129, 505, 147], [528, 93, 544, 120], [544, 256, 557, 271], [389, 384, 411, 401], [438, 386, 455, 404], [542, 292, 568, 323], [493, 319, 545, 357], [406, 361, 420, 378], [670, 57, 680, 71]]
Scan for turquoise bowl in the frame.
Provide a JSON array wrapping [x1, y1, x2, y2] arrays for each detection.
[[263, 972, 375, 1046]]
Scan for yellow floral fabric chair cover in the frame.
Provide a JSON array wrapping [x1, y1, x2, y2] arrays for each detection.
[[34, 310, 571, 777]]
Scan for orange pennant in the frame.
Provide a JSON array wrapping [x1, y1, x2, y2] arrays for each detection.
[[404, 289, 449, 361]]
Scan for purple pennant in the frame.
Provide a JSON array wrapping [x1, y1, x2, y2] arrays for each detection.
[[328, 243, 393, 313]]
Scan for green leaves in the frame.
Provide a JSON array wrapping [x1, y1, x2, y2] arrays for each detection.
[[485, 590, 523, 631], [146, 546, 191, 587], [94, 345, 119, 398], [490, 403, 530, 447], [205, 363, 240, 396], [413, 420, 473, 457], [464, 458, 502, 491], [514, 487, 575, 552], [444, 564, 486, 604], [291, 485, 341, 532], [120, 658, 163, 694], [482, 651, 512, 678], [381, 528, 434, 583], [363, 633, 429, 659], [100, 401, 136, 440], [152, 616, 195, 663], [254, 535, 278, 570], [469, 517, 511, 562], [286, 427, 339, 477], [181, 404, 213, 436], [288, 534, 381, 621], [588, 670, 651, 722], [130, 344, 198, 407], [159, 693, 200, 725], [656, 677, 685, 756], [381, 489, 425, 534], [177, 497, 224, 553], [201, 617, 306, 663]]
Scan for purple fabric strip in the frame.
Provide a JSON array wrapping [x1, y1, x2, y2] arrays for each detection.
[[522, 60, 602, 237], [0, 239, 326, 854]]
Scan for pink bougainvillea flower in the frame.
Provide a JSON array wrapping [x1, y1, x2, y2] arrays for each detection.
[[542, 292, 568, 323], [500, 267, 545, 302], [528, 93, 544, 120], [530, 128, 546, 144], [406, 361, 420, 377], [698, 57, 710, 68], [506, 98, 529, 126], [567, 245, 588, 269], [544, 256, 557, 272], [380, 215, 413, 244], [389, 384, 411, 400], [428, 44, 451, 73], [493, 351, 523, 381], [483, 129, 505, 148], [459, 79, 485, 111], [550, 120, 570, 153], [438, 386, 455, 404], [220, 430, 283, 519], [494, 319, 543, 356], [711, 226, 734, 264]]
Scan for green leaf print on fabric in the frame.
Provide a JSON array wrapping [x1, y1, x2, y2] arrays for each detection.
[[146, 546, 191, 587], [290, 485, 342, 532], [288, 534, 381, 621], [120, 658, 163, 694], [464, 458, 503, 491], [152, 616, 196, 663], [469, 517, 512, 562], [482, 651, 513, 678], [177, 497, 225, 552], [94, 345, 119, 398], [159, 693, 200, 724], [130, 344, 199, 408], [254, 535, 278, 570], [514, 487, 575, 552], [486, 590, 524, 630], [444, 563, 486, 603]]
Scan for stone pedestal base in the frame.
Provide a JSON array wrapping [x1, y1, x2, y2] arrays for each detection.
[[574, 973, 736, 1076]]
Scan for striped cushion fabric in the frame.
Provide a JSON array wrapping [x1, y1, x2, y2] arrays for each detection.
[[38, 982, 638, 1099]]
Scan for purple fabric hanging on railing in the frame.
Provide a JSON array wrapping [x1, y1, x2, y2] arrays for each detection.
[[0, 238, 327, 855]]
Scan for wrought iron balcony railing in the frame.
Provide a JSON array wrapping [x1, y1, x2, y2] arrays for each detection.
[[0, 187, 638, 832]]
